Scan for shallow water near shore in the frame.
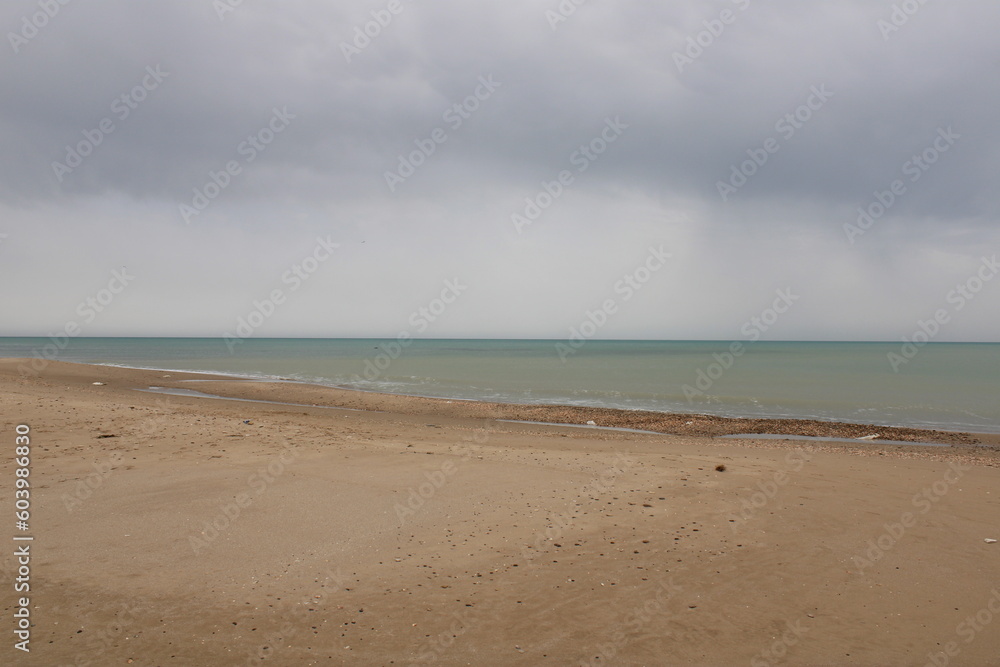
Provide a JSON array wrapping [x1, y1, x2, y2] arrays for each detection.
[[2, 337, 998, 433], [717, 433, 951, 447]]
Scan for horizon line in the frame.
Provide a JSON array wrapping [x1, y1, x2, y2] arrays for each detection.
[[1, 335, 998, 344]]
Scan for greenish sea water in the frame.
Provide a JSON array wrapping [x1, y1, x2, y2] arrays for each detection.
[[2, 338, 998, 433]]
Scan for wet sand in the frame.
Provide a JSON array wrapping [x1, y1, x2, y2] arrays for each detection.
[[1, 359, 999, 666]]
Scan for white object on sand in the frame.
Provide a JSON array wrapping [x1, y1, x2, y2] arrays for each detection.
[[586, 420, 597, 426], [856, 434, 880, 440], [92, 382, 106, 386], [986, 539, 998, 544]]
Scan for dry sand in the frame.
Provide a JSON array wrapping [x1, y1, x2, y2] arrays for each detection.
[[1, 359, 999, 666]]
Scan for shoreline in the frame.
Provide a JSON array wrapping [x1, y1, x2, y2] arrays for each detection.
[[116, 361, 1000, 437], [8, 351, 1000, 438], [7, 357, 996, 449]]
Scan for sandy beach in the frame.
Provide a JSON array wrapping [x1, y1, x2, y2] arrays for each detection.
[[2, 359, 999, 666]]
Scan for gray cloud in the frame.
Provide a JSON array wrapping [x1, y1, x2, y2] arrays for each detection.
[[1, 0, 998, 340]]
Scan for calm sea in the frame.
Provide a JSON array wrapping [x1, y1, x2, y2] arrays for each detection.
[[2, 338, 998, 433]]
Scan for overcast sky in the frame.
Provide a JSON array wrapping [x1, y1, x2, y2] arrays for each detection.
[[1, 0, 998, 341]]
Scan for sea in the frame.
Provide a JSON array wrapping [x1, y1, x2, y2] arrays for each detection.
[[1, 338, 998, 434]]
